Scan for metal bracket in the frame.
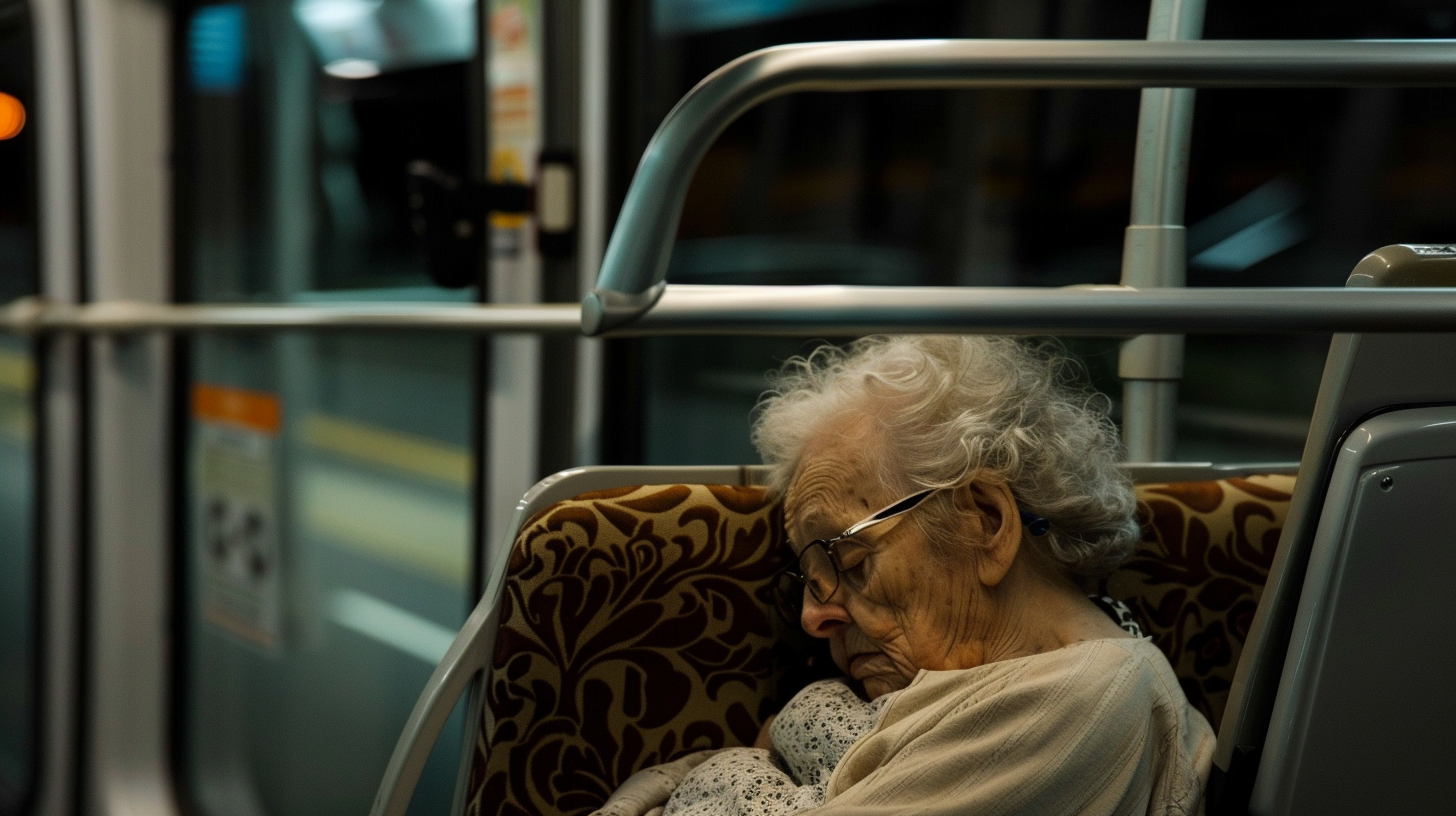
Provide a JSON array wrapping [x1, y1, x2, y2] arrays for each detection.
[[581, 282, 668, 336], [406, 161, 534, 288]]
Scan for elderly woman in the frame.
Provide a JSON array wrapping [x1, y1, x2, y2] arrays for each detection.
[[596, 336, 1214, 816]]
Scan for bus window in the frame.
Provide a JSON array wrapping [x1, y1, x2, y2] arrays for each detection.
[[177, 1, 479, 813], [604, 0, 1456, 467], [0, 0, 39, 811]]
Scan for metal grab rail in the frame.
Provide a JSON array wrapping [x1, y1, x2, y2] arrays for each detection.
[[0, 297, 582, 333], [604, 284, 1456, 335], [582, 38, 1456, 334], [13, 284, 1456, 334]]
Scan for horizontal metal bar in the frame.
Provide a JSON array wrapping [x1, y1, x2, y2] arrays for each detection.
[[0, 298, 583, 333], [602, 284, 1456, 336], [584, 39, 1456, 333], [8, 286, 1456, 336]]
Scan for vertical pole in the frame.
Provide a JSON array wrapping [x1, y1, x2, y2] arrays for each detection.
[[33, 0, 83, 813], [1119, 0, 1206, 462], [574, 0, 608, 466], [484, 0, 545, 573], [76, 1, 178, 814]]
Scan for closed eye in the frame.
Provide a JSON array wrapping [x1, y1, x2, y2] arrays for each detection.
[[833, 540, 872, 587]]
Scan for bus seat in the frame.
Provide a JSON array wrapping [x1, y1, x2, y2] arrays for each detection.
[[1087, 474, 1295, 730], [469, 474, 1296, 816]]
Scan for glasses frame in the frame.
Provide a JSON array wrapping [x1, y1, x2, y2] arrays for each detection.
[[781, 486, 942, 607], [775, 486, 1050, 618]]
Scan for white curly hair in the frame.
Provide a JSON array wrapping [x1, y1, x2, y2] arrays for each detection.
[[751, 336, 1139, 577]]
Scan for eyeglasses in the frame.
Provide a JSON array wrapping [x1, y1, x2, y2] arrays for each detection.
[[773, 487, 1049, 621]]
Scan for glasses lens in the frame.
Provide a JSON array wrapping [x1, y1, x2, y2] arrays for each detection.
[[772, 570, 802, 624], [799, 543, 838, 604]]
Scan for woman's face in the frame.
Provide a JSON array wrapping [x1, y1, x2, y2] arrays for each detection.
[[785, 421, 1013, 700]]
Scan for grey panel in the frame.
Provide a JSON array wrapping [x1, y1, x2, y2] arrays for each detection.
[[1218, 247, 1456, 779], [1252, 407, 1456, 815]]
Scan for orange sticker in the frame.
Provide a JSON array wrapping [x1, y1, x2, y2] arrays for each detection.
[[192, 384, 281, 435], [0, 93, 24, 140]]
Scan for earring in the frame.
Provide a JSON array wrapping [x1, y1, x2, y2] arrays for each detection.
[[1018, 509, 1050, 537]]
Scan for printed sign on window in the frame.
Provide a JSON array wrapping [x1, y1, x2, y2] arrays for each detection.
[[489, 0, 540, 256], [192, 384, 283, 650]]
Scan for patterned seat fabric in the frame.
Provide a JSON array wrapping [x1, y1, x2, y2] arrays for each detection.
[[1086, 473, 1296, 729], [473, 475, 1295, 815], [471, 484, 829, 816]]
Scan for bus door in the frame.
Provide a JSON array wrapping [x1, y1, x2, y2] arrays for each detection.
[[175, 1, 579, 812]]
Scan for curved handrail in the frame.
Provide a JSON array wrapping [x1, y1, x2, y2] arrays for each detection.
[[582, 39, 1456, 334]]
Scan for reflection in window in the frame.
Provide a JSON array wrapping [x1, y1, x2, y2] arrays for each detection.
[[652, 0, 879, 35], [0, 338, 34, 816], [293, 0, 475, 79]]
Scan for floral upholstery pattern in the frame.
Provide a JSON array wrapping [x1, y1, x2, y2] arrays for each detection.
[[472, 474, 1295, 815], [1086, 473, 1296, 729], [470, 484, 826, 816]]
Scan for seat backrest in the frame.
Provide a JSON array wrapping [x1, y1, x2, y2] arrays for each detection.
[[468, 483, 826, 816], [468, 473, 1297, 816], [1087, 474, 1296, 729]]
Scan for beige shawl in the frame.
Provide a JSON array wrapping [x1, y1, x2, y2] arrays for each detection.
[[595, 637, 1214, 816], [815, 637, 1215, 815]]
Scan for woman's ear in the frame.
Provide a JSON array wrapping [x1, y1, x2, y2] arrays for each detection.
[[959, 474, 1022, 588]]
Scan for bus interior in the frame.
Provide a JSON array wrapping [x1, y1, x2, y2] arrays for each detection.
[[3, 1, 1456, 815]]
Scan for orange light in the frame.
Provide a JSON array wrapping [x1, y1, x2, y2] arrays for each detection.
[[0, 93, 24, 140]]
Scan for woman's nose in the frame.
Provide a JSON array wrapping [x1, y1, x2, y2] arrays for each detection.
[[800, 587, 851, 637]]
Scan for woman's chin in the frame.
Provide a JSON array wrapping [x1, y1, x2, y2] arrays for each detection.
[[859, 673, 909, 700], [848, 653, 909, 699]]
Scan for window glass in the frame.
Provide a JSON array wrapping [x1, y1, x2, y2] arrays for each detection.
[[0, 1, 38, 811], [178, 1, 479, 812], [182, 0, 475, 297], [185, 333, 474, 816], [652, 0, 880, 36], [612, 0, 1456, 466], [0, 336, 33, 816]]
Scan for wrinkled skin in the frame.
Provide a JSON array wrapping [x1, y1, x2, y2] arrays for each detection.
[[785, 417, 1130, 700]]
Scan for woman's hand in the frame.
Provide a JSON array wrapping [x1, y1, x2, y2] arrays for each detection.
[[590, 750, 722, 816], [754, 715, 777, 750]]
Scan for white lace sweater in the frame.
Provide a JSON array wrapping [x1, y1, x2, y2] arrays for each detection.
[[660, 679, 891, 816]]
